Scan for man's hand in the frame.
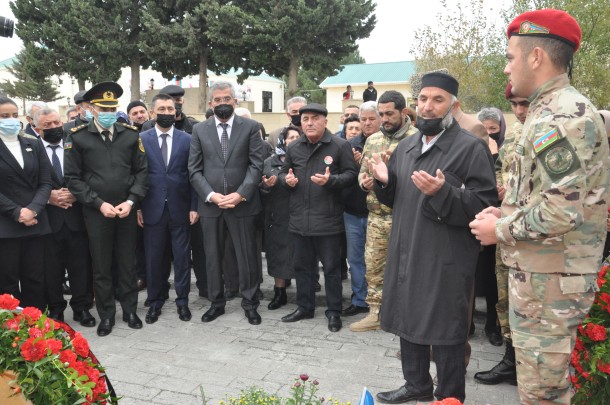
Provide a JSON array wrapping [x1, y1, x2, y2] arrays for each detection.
[[137, 210, 144, 227], [217, 192, 243, 209], [352, 148, 362, 163], [411, 169, 445, 196], [311, 167, 330, 186], [497, 184, 506, 201], [190, 211, 200, 225], [100, 202, 117, 218], [469, 210, 500, 245], [262, 175, 277, 188], [285, 168, 299, 188], [114, 202, 132, 219], [60, 188, 77, 204], [18, 208, 37, 226], [367, 153, 388, 184], [49, 189, 71, 209], [382, 149, 392, 163], [360, 173, 374, 191]]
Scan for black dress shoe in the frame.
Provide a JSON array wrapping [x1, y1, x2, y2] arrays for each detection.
[[281, 308, 314, 323], [224, 291, 238, 301], [145, 307, 161, 324], [328, 315, 342, 332], [97, 319, 114, 337], [486, 326, 503, 346], [177, 305, 192, 322], [201, 307, 225, 322], [73, 309, 96, 327], [123, 312, 143, 329], [376, 386, 433, 404], [48, 310, 64, 322], [342, 304, 370, 316], [245, 309, 261, 325], [144, 298, 151, 307]]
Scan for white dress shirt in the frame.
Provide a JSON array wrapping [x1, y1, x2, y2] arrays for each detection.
[[214, 115, 235, 141], [41, 138, 64, 173], [155, 125, 174, 165]]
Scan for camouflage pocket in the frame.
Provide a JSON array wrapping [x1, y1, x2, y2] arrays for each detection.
[[559, 274, 599, 294]]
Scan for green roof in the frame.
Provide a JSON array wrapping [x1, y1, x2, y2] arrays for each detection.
[[0, 57, 16, 69], [320, 61, 416, 88]]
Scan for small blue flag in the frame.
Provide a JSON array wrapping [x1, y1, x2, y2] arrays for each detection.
[[358, 387, 374, 405]]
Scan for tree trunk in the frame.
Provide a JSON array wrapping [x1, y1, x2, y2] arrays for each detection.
[[287, 56, 299, 97], [130, 56, 141, 101], [78, 79, 86, 91], [198, 52, 208, 114]]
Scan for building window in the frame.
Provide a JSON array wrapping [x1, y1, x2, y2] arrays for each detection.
[[262, 91, 272, 112]]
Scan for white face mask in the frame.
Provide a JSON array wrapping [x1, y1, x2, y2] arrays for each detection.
[[0, 118, 21, 138]]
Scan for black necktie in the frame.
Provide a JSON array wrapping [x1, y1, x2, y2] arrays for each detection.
[[49, 144, 63, 182], [160, 133, 168, 167], [102, 130, 111, 146], [220, 123, 229, 193]]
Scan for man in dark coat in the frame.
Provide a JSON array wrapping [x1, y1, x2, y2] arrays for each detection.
[[370, 72, 497, 403]]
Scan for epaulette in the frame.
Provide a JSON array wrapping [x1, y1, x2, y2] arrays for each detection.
[[71, 123, 88, 133], [119, 122, 139, 131]]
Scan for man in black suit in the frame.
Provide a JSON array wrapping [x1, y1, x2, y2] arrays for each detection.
[[35, 108, 95, 326], [188, 81, 264, 325]]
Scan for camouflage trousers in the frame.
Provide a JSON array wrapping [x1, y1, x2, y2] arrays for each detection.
[[495, 246, 510, 342], [364, 213, 392, 307], [509, 270, 597, 405]]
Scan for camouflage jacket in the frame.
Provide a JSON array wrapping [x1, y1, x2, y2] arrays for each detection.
[[496, 73, 609, 274], [358, 118, 418, 216], [495, 121, 524, 187]]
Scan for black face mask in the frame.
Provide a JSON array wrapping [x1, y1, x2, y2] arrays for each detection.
[[489, 131, 501, 141], [43, 126, 64, 144], [290, 114, 301, 127], [156, 114, 176, 129], [174, 103, 183, 117], [415, 104, 454, 136], [214, 104, 234, 120]]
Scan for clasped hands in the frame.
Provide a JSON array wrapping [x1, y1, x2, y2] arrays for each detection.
[[211, 192, 244, 209], [99, 201, 132, 218], [284, 167, 331, 188], [18, 208, 37, 226], [49, 188, 76, 209]]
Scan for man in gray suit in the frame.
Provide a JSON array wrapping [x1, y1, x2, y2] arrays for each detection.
[[188, 81, 265, 325]]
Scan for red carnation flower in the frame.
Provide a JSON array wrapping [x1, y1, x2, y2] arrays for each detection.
[[441, 399, 463, 405], [22, 307, 42, 323], [45, 338, 63, 354], [72, 332, 90, 357], [597, 360, 610, 374], [4, 317, 21, 331], [584, 323, 607, 341], [571, 351, 584, 374], [28, 327, 43, 338], [0, 294, 19, 310], [574, 337, 584, 352], [598, 266, 608, 288], [21, 337, 48, 362], [60, 349, 77, 365]]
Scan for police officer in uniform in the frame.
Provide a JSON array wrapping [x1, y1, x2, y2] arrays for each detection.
[[470, 10, 609, 404], [64, 81, 148, 337]]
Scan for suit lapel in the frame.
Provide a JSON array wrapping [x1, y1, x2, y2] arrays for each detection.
[[225, 116, 241, 163], [167, 130, 181, 171], [144, 131, 165, 169], [19, 137, 37, 188], [207, 119, 224, 162], [0, 138, 26, 180]]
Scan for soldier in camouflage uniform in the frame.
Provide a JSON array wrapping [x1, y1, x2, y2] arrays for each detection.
[[469, 10, 609, 404], [350, 91, 418, 332], [475, 82, 529, 386]]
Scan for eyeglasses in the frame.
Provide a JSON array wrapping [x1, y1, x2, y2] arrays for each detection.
[[212, 96, 233, 103]]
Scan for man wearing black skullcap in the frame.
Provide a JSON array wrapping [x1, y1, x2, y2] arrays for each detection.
[[369, 72, 497, 403], [127, 100, 149, 132]]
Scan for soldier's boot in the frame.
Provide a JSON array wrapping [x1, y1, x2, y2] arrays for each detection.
[[349, 304, 380, 332], [474, 342, 517, 385]]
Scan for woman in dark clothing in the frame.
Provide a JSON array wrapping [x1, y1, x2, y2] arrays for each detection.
[[261, 126, 301, 309]]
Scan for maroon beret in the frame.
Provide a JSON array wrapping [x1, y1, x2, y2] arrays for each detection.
[[505, 82, 513, 99], [506, 9, 581, 52]]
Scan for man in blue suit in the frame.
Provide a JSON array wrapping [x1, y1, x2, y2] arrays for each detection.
[[138, 93, 199, 324]]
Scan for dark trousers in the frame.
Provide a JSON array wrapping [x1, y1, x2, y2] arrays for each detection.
[[0, 235, 46, 310], [191, 222, 207, 295], [400, 338, 466, 402], [83, 206, 138, 320], [134, 225, 146, 280], [201, 212, 259, 310], [223, 232, 239, 293], [292, 233, 342, 317], [44, 225, 93, 313], [143, 204, 191, 308]]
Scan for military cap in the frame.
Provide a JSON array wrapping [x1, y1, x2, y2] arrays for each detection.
[[116, 111, 129, 124], [421, 72, 459, 97], [126, 100, 147, 114], [507, 9, 581, 51], [505, 82, 513, 99], [83, 81, 123, 107], [299, 103, 327, 117], [74, 90, 87, 105], [159, 84, 185, 97]]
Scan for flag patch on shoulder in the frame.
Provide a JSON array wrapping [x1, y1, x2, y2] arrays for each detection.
[[533, 128, 559, 154]]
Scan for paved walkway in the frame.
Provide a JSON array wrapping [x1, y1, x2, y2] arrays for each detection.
[[74, 260, 520, 405]]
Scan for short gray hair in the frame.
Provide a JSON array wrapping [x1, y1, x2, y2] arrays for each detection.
[[33, 108, 58, 127], [209, 81, 236, 100], [286, 96, 307, 109], [66, 107, 77, 120], [26, 101, 48, 117], [359, 101, 379, 116], [477, 108, 501, 123]]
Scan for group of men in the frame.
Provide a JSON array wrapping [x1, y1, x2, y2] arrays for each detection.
[[1, 8, 607, 405]]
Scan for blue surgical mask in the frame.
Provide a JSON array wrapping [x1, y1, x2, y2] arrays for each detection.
[[97, 112, 117, 128], [0, 118, 22, 138], [84, 110, 93, 121]]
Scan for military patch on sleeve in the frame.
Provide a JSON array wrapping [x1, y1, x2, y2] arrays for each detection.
[[138, 138, 145, 153], [538, 138, 581, 182], [71, 124, 87, 132], [533, 128, 559, 154], [64, 141, 72, 150]]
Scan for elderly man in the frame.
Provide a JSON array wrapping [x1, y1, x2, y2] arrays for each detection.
[[267, 96, 307, 149], [127, 100, 149, 132], [370, 72, 497, 403], [350, 93, 418, 332], [24, 101, 48, 138], [469, 10, 609, 404], [279, 103, 358, 332]]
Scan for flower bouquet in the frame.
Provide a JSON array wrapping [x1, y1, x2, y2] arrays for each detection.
[[570, 258, 610, 404], [0, 294, 114, 404]]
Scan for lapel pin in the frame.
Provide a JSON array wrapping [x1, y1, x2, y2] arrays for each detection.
[[25, 148, 32, 152]]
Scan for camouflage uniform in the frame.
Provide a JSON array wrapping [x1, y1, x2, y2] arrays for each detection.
[[497, 74, 609, 404], [350, 119, 418, 332]]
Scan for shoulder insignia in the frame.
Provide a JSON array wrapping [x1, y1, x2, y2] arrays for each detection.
[[64, 141, 72, 150], [138, 138, 145, 153], [71, 124, 87, 132], [120, 122, 138, 131], [533, 128, 559, 154]]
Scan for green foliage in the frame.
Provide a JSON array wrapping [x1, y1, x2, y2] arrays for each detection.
[[0, 45, 60, 102]]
